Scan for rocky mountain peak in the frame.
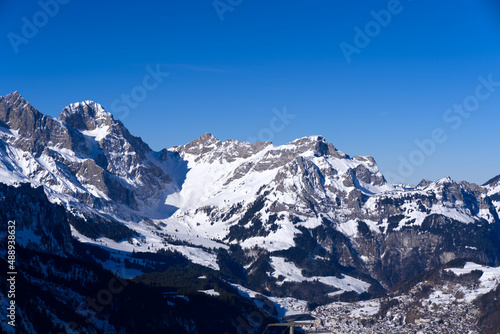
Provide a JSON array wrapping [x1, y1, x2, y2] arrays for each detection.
[[0, 91, 41, 127], [193, 132, 219, 145], [424, 176, 458, 193], [436, 176, 454, 185], [2, 90, 22, 102], [288, 135, 347, 159], [0, 92, 85, 154], [59, 100, 113, 131], [417, 179, 433, 188], [57, 100, 151, 155], [199, 132, 216, 142], [1, 91, 26, 106], [179, 132, 223, 156], [484, 174, 500, 187]]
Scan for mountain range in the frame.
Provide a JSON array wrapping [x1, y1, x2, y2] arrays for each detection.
[[1, 91, 500, 333]]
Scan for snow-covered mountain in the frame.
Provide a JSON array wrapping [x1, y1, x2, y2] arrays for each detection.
[[1, 91, 500, 303], [0, 91, 177, 221]]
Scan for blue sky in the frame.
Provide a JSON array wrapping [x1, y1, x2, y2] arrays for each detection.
[[1, 0, 500, 185]]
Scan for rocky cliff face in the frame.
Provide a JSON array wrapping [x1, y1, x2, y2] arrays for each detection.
[[0, 92, 175, 221], [1, 92, 499, 303], [484, 174, 500, 216]]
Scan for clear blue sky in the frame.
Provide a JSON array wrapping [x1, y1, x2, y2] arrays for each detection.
[[1, 0, 499, 185]]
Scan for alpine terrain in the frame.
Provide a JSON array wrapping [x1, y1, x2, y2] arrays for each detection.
[[1, 91, 500, 333]]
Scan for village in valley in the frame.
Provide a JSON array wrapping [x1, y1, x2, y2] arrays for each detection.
[[277, 262, 500, 334]]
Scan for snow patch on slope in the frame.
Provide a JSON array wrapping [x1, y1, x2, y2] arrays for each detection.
[[443, 262, 500, 303], [80, 125, 111, 142], [232, 283, 309, 319], [270, 256, 370, 293]]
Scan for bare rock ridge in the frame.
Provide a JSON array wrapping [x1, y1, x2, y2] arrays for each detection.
[[0, 91, 86, 153]]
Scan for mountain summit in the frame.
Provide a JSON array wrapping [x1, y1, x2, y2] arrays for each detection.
[[0, 92, 168, 217], [59, 100, 114, 131]]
